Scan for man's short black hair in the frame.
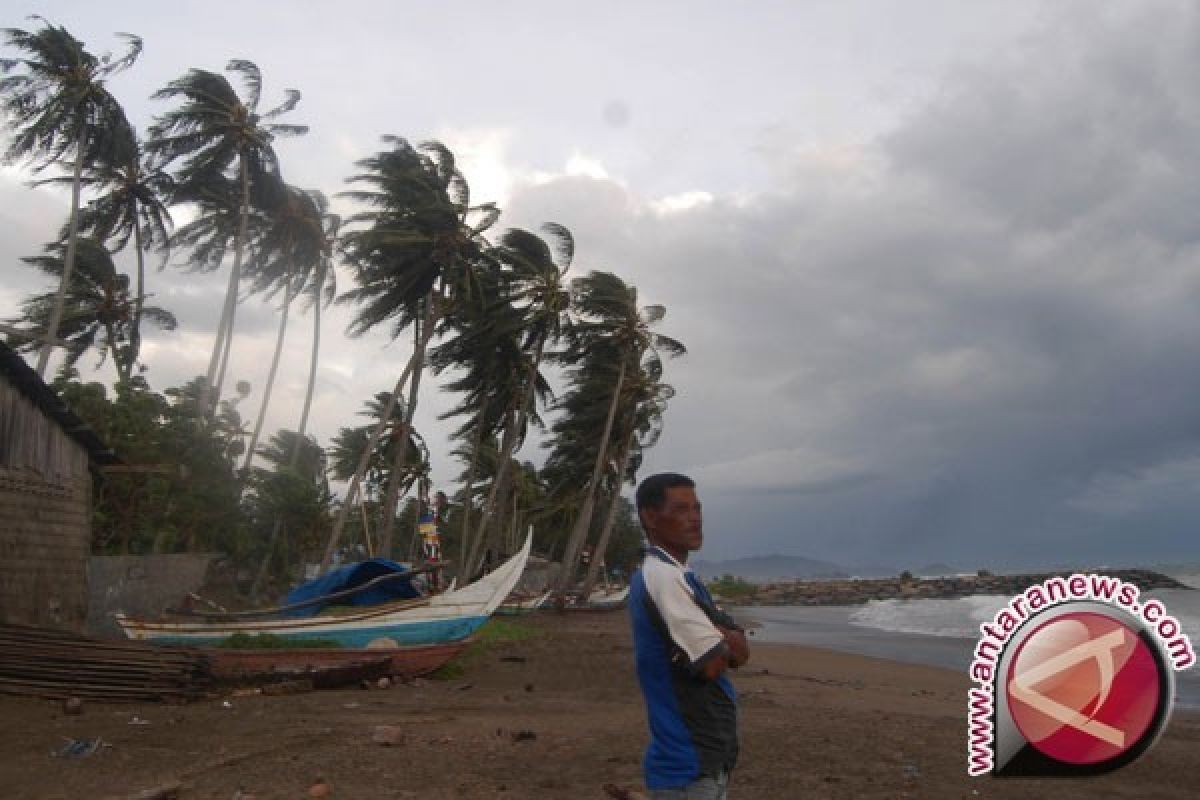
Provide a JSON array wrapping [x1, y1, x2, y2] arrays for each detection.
[[636, 472, 695, 513]]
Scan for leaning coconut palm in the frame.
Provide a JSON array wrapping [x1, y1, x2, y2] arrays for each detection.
[[240, 185, 328, 477], [551, 272, 686, 596], [247, 202, 336, 598], [435, 338, 525, 570], [38, 118, 174, 377], [460, 224, 573, 574], [578, 356, 675, 600], [147, 59, 306, 416], [428, 267, 533, 572], [328, 392, 431, 559], [247, 428, 330, 597], [0, 19, 142, 375], [293, 202, 339, 461], [326, 136, 499, 567], [7, 238, 177, 383]]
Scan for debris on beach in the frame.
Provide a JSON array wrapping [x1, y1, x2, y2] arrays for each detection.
[[0, 624, 212, 703], [372, 725, 406, 746], [53, 737, 107, 758], [123, 780, 185, 800]]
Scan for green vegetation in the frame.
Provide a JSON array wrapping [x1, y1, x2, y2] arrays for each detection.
[[708, 574, 757, 599], [428, 619, 542, 680]]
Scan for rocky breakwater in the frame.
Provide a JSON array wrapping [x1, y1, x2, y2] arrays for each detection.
[[726, 569, 1192, 607]]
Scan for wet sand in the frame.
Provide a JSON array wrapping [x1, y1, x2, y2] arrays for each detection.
[[0, 612, 1196, 799]]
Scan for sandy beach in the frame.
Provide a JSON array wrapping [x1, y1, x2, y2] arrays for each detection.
[[1, 611, 1197, 799]]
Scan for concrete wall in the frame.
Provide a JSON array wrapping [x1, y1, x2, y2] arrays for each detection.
[[0, 466, 92, 631], [86, 553, 218, 637]]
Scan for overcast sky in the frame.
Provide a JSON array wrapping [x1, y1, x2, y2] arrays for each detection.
[[4, 1, 1200, 569]]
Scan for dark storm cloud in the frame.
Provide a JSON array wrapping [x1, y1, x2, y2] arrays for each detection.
[[504, 2, 1200, 567]]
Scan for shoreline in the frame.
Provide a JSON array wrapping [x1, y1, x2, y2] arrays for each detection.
[[0, 612, 1196, 798], [739, 601, 1200, 712]]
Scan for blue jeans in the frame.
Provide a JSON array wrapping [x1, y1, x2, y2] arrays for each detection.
[[648, 771, 729, 799]]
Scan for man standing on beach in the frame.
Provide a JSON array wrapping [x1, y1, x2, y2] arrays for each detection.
[[629, 473, 749, 799]]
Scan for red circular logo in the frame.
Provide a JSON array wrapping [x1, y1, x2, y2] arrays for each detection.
[[1005, 611, 1162, 765]]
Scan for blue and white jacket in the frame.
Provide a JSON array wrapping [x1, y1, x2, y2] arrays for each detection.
[[629, 546, 738, 789]]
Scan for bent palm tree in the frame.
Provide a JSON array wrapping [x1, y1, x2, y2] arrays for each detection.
[[0, 20, 142, 375], [38, 118, 174, 378], [326, 137, 498, 567], [240, 185, 328, 476], [461, 224, 573, 573], [8, 238, 176, 382], [148, 59, 306, 416], [552, 272, 685, 596], [579, 358, 675, 599]]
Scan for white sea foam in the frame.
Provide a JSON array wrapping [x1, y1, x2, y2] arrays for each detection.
[[847, 572, 1200, 644], [849, 595, 1010, 638]]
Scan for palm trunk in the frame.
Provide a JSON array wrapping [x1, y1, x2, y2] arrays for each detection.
[[254, 278, 324, 600], [128, 219, 146, 382], [465, 336, 545, 572], [464, 412, 515, 572], [201, 156, 250, 417], [579, 431, 635, 600], [554, 358, 627, 595], [458, 421, 485, 573], [104, 316, 128, 385], [322, 298, 439, 569], [294, 264, 324, 451], [242, 273, 297, 475], [36, 123, 87, 377], [250, 517, 285, 600], [379, 307, 427, 559]]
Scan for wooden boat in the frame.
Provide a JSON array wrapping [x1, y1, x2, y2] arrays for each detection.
[[583, 585, 630, 610], [207, 639, 469, 684], [496, 590, 552, 616], [115, 534, 531, 648]]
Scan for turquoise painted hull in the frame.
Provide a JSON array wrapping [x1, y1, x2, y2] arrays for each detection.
[[142, 615, 489, 648]]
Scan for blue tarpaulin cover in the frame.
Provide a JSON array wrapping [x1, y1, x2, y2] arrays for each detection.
[[283, 559, 421, 617]]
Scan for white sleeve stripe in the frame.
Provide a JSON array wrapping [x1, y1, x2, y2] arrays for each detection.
[[642, 557, 725, 664]]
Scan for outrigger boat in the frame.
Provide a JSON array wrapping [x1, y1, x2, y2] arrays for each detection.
[[116, 534, 531, 648], [582, 585, 630, 610], [496, 589, 552, 616]]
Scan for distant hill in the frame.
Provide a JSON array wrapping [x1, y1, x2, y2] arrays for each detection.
[[691, 554, 852, 582]]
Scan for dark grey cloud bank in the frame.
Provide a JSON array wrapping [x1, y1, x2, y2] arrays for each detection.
[[503, 3, 1200, 568]]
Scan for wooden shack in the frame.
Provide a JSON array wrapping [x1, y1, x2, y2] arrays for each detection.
[[0, 342, 116, 631]]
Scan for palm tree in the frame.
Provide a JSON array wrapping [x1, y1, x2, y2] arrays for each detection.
[[328, 392, 430, 559], [429, 267, 532, 572], [240, 186, 329, 476], [247, 428, 330, 596], [7, 238, 177, 382], [147, 59, 306, 416], [579, 358, 675, 599], [326, 137, 498, 566], [459, 225, 573, 573], [36, 118, 174, 377], [0, 19, 142, 376], [551, 272, 685, 596], [293, 201, 339, 463]]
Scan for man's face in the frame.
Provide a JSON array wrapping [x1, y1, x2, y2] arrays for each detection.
[[645, 486, 703, 555]]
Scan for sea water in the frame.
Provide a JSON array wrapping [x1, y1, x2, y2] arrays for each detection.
[[746, 571, 1200, 710]]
